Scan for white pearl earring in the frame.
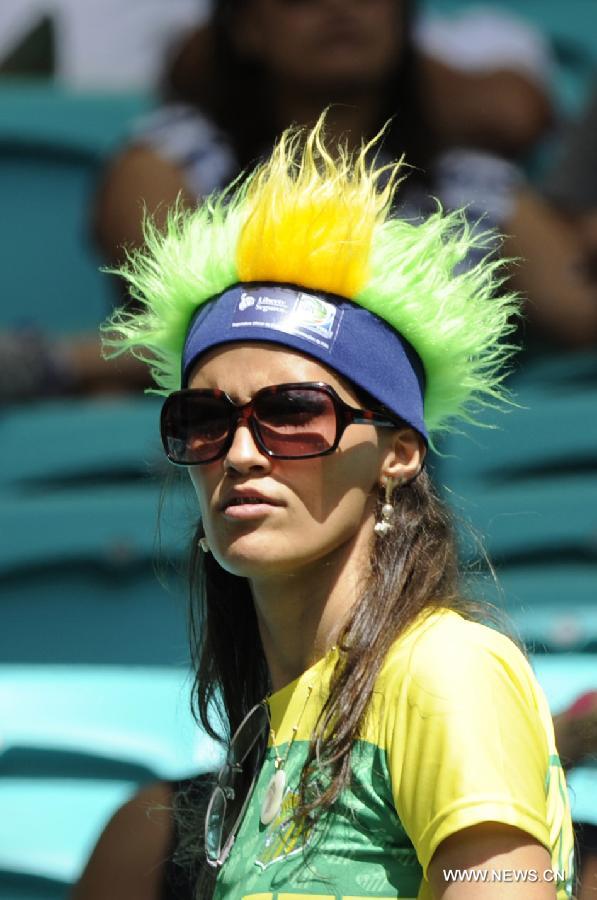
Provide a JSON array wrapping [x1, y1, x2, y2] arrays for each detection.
[[198, 536, 210, 553], [374, 476, 405, 536]]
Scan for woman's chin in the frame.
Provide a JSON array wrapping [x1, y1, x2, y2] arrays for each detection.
[[211, 535, 300, 579]]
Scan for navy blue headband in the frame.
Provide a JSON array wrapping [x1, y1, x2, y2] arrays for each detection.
[[182, 283, 427, 441]]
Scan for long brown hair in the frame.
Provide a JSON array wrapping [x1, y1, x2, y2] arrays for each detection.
[[176, 465, 494, 895]]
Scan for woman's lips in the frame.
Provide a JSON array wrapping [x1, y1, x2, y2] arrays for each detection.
[[220, 495, 283, 519]]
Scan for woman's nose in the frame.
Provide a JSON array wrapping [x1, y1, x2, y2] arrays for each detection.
[[223, 420, 271, 473]]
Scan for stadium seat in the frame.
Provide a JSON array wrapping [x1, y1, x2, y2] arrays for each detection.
[[0, 665, 218, 786], [437, 393, 597, 490], [0, 480, 187, 574], [0, 82, 151, 156], [0, 394, 208, 890], [0, 394, 197, 665], [0, 397, 164, 490], [0, 484, 196, 665], [435, 351, 597, 652], [0, 867, 70, 900], [0, 82, 151, 333], [0, 665, 223, 889]]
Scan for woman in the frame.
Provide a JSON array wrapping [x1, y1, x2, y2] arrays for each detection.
[[103, 120, 574, 899]]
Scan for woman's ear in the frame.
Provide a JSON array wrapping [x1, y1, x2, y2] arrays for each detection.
[[380, 427, 426, 485]]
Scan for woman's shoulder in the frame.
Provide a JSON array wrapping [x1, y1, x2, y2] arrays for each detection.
[[130, 102, 239, 197], [380, 608, 538, 703]]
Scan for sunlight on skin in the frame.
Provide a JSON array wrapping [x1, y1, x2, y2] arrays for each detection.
[[429, 823, 558, 899]]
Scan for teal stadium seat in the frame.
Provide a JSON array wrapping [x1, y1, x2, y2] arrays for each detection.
[[0, 82, 151, 333], [0, 666, 223, 888], [0, 397, 195, 666], [436, 351, 597, 652], [0, 869, 70, 900], [0, 396, 164, 489], [0, 401, 209, 888]]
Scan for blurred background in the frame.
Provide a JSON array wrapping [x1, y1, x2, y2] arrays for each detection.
[[1, 0, 596, 898]]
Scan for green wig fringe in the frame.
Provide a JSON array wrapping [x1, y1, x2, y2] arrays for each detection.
[[102, 117, 519, 438]]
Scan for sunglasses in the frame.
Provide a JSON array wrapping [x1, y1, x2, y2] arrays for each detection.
[[161, 382, 400, 466]]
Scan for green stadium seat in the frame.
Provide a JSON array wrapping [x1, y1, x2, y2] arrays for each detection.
[[436, 355, 597, 491], [0, 483, 187, 573], [0, 447, 196, 663], [496, 566, 597, 652], [513, 351, 597, 390], [450, 479, 597, 562], [0, 665, 218, 784]]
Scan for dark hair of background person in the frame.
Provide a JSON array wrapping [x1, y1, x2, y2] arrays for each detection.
[[176, 463, 500, 897], [166, 0, 433, 180]]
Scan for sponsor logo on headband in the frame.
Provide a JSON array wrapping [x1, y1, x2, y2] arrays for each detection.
[[238, 291, 256, 311], [231, 287, 342, 351]]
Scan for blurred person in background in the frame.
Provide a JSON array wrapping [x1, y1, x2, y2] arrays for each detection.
[[543, 80, 597, 234], [538, 79, 597, 339], [555, 690, 597, 900], [503, 77, 597, 352], [94, 0, 597, 348], [95, 0, 552, 264], [2, 1, 592, 405]]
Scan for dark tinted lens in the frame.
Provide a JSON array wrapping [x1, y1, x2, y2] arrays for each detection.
[[254, 388, 337, 456], [162, 394, 232, 464]]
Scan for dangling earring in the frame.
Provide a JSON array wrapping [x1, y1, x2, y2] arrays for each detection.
[[198, 536, 210, 553], [374, 476, 405, 536]]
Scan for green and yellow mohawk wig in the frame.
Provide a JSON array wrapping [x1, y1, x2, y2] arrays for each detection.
[[104, 116, 518, 440]]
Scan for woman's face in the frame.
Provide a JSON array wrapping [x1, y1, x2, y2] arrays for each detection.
[[236, 0, 403, 94], [187, 342, 422, 581]]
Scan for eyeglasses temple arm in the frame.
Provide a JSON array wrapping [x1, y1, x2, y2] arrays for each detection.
[[351, 413, 399, 428]]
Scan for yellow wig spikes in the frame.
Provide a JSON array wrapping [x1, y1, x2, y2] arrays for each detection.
[[236, 122, 398, 297]]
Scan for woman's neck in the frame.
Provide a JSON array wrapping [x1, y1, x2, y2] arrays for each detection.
[[250, 523, 373, 693]]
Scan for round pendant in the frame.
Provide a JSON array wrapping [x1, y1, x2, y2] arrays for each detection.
[[260, 768, 286, 825]]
